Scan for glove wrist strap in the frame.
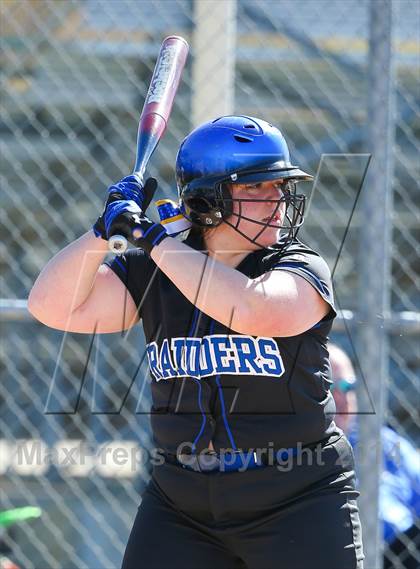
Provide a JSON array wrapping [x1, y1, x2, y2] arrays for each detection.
[[134, 222, 168, 254]]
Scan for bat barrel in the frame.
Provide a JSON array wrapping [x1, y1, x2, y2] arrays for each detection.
[[133, 35, 189, 177], [143, 36, 189, 121]]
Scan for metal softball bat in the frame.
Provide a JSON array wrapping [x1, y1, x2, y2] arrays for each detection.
[[109, 35, 189, 254]]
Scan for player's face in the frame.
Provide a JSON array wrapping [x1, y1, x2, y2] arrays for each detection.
[[229, 180, 287, 248]]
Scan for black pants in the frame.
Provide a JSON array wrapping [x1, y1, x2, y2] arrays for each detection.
[[122, 435, 364, 569]]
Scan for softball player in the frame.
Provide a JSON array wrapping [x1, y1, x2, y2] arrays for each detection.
[[29, 116, 364, 568]]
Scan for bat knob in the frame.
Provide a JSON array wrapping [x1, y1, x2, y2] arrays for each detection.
[[108, 235, 128, 255]]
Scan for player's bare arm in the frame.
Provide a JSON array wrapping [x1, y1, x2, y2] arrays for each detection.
[[27, 230, 139, 333], [150, 236, 328, 337], [27, 175, 157, 333]]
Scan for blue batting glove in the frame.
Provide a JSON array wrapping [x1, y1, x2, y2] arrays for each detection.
[[105, 200, 168, 254], [93, 176, 156, 240], [107, 174, 146, 206]]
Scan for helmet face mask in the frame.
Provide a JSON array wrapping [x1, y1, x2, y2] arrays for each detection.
[[180, 177, 306, 250], [223, 181, 306, 250], [176, 115, 312, 250]]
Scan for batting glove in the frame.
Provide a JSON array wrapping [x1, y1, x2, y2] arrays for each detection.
[[105, 201, 168, 254], [93, 176, 157, 240]]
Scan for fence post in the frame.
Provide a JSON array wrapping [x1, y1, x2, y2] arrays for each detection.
[[192, 0, 237, 127], [357, 1, 396, 567]]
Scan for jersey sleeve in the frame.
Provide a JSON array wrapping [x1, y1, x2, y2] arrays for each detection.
[[104, 249, 156, 312], [268, 242, 337, 320]]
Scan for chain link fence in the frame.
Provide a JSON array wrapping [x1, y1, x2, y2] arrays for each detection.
[[1, 1, 419, 568]]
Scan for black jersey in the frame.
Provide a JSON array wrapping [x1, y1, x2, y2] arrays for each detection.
[[106, 231, 339, 454]]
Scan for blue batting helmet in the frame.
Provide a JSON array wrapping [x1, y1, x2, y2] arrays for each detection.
[[175, 115, 313, 247]]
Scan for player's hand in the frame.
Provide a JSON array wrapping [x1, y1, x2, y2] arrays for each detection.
[[105, 201, 168, 254], [93, 176, 157, 239]]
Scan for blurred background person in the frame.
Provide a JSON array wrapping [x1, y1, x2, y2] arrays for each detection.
[[329, 344, 420, 569]]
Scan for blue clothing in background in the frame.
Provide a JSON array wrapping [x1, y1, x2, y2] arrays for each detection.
[[349, 426, 419, 543]]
